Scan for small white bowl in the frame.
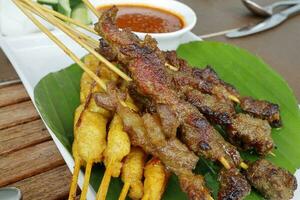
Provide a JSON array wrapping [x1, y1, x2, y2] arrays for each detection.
[[90, 0, 197, 50]]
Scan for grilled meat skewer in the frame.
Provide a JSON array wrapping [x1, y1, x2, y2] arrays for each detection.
[[95, 6, 242, 169], [164, 51, 281, 128], [94, 85, 212, 200], [218, 168, 251, 200], [246, 159, 297, 200]]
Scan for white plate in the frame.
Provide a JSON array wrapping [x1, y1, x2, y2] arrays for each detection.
[[1, 30, 299, 200], [0, 30, 201, 200]]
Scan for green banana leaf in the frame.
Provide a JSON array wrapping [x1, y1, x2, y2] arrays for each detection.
[[34, 41, 300, 200]]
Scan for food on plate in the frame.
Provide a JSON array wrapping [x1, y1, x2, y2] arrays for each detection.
[[142, 158, 170, 200], [240, 97, 281, 127], [23, 1, 297, 199], [246, 159, 297, 200], [119, 147, 146, 200], [218, 168, 251, 200], [97, 114, 131, 200], [91, 6, 297, 200], [97, 4, 184, 33]]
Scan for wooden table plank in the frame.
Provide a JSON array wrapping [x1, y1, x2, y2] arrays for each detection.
[[0, 100, 40, 130], [0, 119, 51, 156], [0, 141, 65, 187], [0, 84, 29, 107], [9, 165, 73, 200]]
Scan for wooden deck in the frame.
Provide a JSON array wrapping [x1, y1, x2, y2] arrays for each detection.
[[0, 83, 79, 199]]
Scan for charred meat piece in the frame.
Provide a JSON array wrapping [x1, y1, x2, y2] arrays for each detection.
[[246, 159, 297, 200], [94, 88, 212, 200], [185, 89, 235, 126], [227, 113, 274, 155], [164, 51, 240, 101], [218, 168, 251, 200], [95, 6, 241, 168], [179, 172, 212, 200], [240, 97, 281, 127]]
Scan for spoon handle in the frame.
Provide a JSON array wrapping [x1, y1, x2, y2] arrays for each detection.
[[280, 3, 300, 17], [265, 0, 300, 11]]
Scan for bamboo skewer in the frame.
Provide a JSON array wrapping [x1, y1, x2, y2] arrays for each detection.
[[97, 162, 113, 200], [22, 0, 132, 82], [16, 3, 278, 199], [16, 0, 107, 92], [34, 1, 98, 35], [80, 161, 93, 200], [82, 0, 101, 18], [118, 182, 130, 200]]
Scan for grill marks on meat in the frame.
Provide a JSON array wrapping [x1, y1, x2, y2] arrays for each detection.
[[164, 51, 275, 155], [240, 97, 281, 128], [246, 159, 297, 200], [227, 114, 274, 155], [218, 168, 251, 200], [94, 87, 211, 200], [185, 89, 234, 126], [95, 6, 241, 168]]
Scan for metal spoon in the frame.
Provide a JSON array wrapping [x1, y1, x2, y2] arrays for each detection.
[[242, 0, 300, 17], [0, 187, 22, 200]]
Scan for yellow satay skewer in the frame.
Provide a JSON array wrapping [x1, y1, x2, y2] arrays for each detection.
[[96, 114, 131, 200]]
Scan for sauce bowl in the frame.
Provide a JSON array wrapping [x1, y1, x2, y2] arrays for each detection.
[[90, 0, 197, 50]]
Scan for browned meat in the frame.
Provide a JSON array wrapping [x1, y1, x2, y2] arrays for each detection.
[[218, 168, 251, 200], [164, 51, 240, 101], [98, 38, 117, 61], [227, 113, 274, 155], [156, 104, 180, 138], [179, 172, 211, 200], [185, 89, 235, 125], [240, 97, 281, 127], [95, 6, 241, 168], [94, 87, 212, 200], [246, 159, 297, 200]]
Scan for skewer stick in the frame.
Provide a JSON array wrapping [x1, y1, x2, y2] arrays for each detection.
[[82, 0, 101, 18], [118, 182, 130, 200], [33, 1, 98, 34], [219, 157, 231, 170], [228, 94, 240, 104], [23, 0, 132, 82], [269, 152, 276, 157], [80, 160, 93, 200], [165, 63, 179, 71], [240, 162, 249, 170], [15, 0, 107, 91], [96, 161, 114, 200], [68, 158, 81, 200]]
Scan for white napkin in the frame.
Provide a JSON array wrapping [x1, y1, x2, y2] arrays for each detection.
[[0, 0, 53, 36]]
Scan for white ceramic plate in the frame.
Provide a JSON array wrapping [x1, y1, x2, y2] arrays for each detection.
[[0, 30, 202, 200]]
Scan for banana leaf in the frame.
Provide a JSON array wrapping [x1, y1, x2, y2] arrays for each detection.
[[34, 41, 300, 200]]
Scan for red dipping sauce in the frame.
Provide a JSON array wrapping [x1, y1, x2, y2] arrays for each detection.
[[98, 5, 184, 33]]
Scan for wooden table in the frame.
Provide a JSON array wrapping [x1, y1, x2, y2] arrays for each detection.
[[0, 83, 76, 200], [0, 1, 299, 199]]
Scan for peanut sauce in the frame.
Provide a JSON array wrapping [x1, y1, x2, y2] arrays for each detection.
[[98, 5, 184, 33]]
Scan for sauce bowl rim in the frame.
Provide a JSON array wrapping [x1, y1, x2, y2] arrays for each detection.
[[91, 0, 197, 38]]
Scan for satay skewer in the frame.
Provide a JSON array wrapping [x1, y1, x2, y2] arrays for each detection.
[[97, 114, 131, 200], [15, 0, 249, 174]]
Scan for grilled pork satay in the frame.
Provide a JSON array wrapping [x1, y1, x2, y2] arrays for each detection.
[[94, 87, 212, 200], [97, 114, 131, 200], [119, 147, 146, 200], [95, 6, 242, 169], [142, 158, 170, 200], [240, 97, 281, 127], [218, 168, 251, 200], [246, 159, 297, 200]]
